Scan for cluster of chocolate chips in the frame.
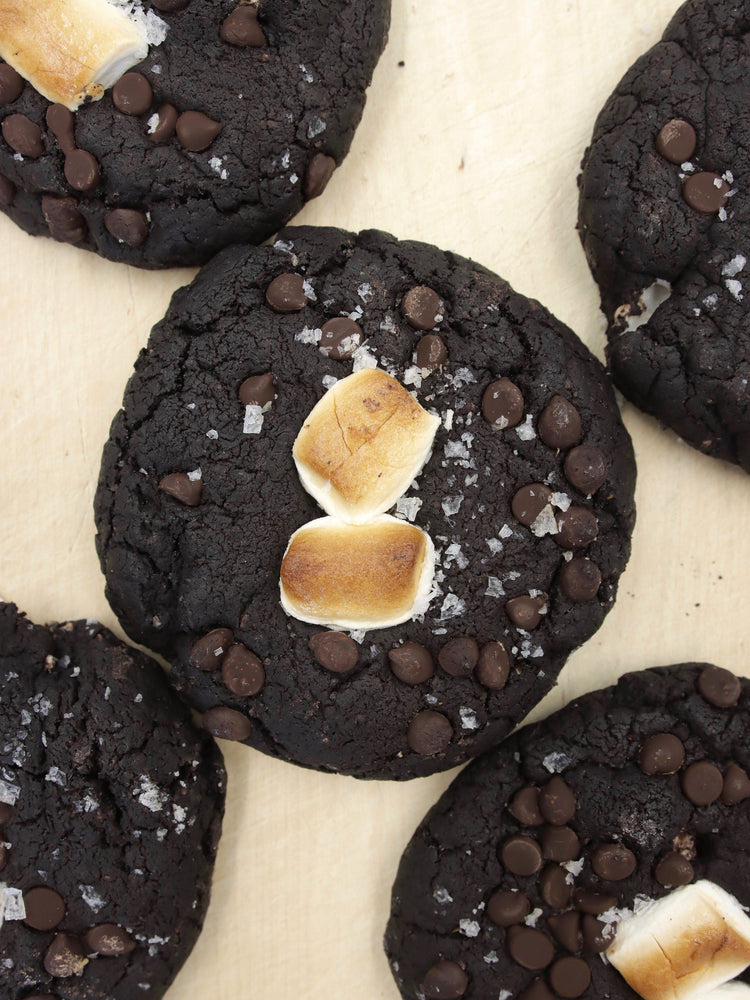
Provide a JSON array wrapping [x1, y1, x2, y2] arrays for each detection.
[[655, 118, 730, 215], [190, 627, 265, 742]]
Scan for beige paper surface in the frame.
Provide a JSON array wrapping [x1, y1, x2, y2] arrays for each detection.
[[0, 2, 747, 997]]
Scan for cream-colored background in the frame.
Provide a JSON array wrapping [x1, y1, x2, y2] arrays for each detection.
[[1, 1, 748, 997]]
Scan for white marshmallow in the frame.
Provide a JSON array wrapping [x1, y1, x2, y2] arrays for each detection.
[[705, 985, 750, 999]]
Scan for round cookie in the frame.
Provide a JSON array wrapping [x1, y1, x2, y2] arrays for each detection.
[[0, 1, 389, 267], [0, 602, 225, 1000], [385, 665, 750, 1000], [578, 0, 750, 473], [94, 226, 636, 779]]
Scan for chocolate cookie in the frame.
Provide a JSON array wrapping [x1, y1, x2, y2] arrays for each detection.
[[94, 226, 636, 779], [0, 1, 389, 267], [0, 602, 225, 1000], [385, 665, 750, 1000], [578, 0, 750, 473]]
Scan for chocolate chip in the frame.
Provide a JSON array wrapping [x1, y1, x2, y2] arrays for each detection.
[[506, 926, 555, 970], [3, 113, 43, 158], [638, 732, 685, 775], [549, 956, 591, 998], [655, 119, 697, 164], [438, 636, 478, 677], [722, 763, 750, 805], [104, 208, 149, 247], [309, 632, 358, 673], [45, 104, 75, 155], [319, 317, 363, 359], [303, 152, 336, 199], [0, 64, 23, 106], [151, 0, 190, 9], [113, 72, 153, 115], [591, 843, 636, 881], [582, 914, 613, 953], [0, 802, 15, 824], [84, 923, 136, 956], [23, 887, 66, 930], [388, 642, 434, 684], [554, 508, 598, 549], [541, 825, 580, 863], [655, 851, 694, 888], [222, 643, 264, 696], [540, 864, 572, 908], [573, 889, 617, 915], [148, 103, 178, 143], [44, 932, 88, 977], [538, 395, 582, 449], [220, 4, 266, 46], [423, 959, 468, 999], [559, 558, 601, 602], [201, 706, 252, 741], [475, 641, 510, 690], [0, 174, 14, 206], [401, 285, 441, 330], [512, 483, 553, 526], [683, 172, 729, 214], [190, 628, 234, 671], [697, 665, 741, 707], [519, 979, 555, 1000], [564, 445, 608, 494], [158, 472, 202, 506], [538, 776, 576, 825], [509, 787, 543, 827], [482, 378, 524, 429], [65, 150, 101, 193], [681, 760, 724, 805], [487, 888, 530, 927], [548, 910, 581, 953], [506, 595, 547, 630], [501, 834, 543, 876], [239, 372, 275, 407], [42, 195, 87, 243], [176, 110, 222, 152], [407, 711, 452, 755], [415, 334, 448, 372], [266, 272, 307, 313]]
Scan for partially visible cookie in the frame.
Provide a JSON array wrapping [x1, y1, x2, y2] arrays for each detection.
[[385, 665, 750, 1000], [95, 226, 636, 779], [0, 602, 225, 1000], [578, 0, 750, 472]]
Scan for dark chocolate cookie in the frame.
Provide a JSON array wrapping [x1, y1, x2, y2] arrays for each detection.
[[385, 665, 750, 1000], [578, 0, 750, 473], [94, 226, 636, 779], [0, 1, 389, 267], [0, 602, 225, 1000]]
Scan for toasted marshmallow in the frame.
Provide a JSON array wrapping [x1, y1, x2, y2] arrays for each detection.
[[293, 369, 440, 524], [0, 0, 149, 110], [279, 514, 434, 629], [607, 881, 750, 1000]]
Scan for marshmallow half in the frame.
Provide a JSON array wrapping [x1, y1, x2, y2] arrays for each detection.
[[0, 0, 148, 110], [279, 514, 435, 629], [607, 881, 750, 1000], [293, 369, 440, 524]]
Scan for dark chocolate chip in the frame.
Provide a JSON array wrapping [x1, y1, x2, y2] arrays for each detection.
[[538, 776, 576, 826], [407, 711, 452, 755], [0, 64, 23, 106], [220, 3, 266, 46], [683, 172, 729, 214], [239, 372, 275, 407], [540, 864, 572, 908], [697, 665, 741, 708], [221, 643, 264, 696], [44, 933, 88, 977], [438, 636, 478, 677], [151, 0, 190, 9], [512, 483, 553, 526], [501, 834, 543, 876], [303, 152, 336, 199], [84, 923, 136, 956], [388, 642, 434, 684], [541, 825, 580, 863], [722, 763, 750, 805], [519, 979, 555, 1000], [655, 119, 697, 164], [201, 706, 252, 741], [564, 445, 608, 494], [401, 285, 441, 330], [3, 113, 43, 158], [415, 334, 448, 372], [506, 926, 555, 970], [549, 956, 591, 997], [591, 843, 636, 881], [41, 195, 86, 244], [309, 632, 358, 673], [554, 508, 598, 549], [189, 628, 234, 671], [509, 786, 543, 827], [0, 174, 14, 206], [638, 732, 685, 775], [113, 72, 153, 116], [23, 887, 66, 930], [573, 889, 617, 915], [148, 103, 178, 143], [158, 472, 202, 506], [582, 914, 613, 953], [319, 317, 363, 359], [45, 104, 75, 155], [487, 888, 530, 927], [559, 558, 601, 602], [538, 396, 582, 449], [176, 110, 222, 152], [506, 595, 547, 630], [655, 851, 694, 888], [423, 959, 468, 999], [482, 378, 524, 429], [548, 910, 581, 953], [475, 641, 510, 690], [65, 150, 101, 193], [266, 272, 307, 313], [681, 761, 723, 805], [104, 208, 149, 247]]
